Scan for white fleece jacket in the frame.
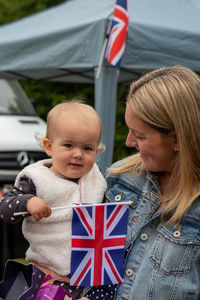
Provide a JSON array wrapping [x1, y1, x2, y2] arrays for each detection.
[[15, 159, 107, 276]]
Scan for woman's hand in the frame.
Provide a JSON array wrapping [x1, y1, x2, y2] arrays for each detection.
[[78, 298, 90, 300], [27, 196, 52, 221]]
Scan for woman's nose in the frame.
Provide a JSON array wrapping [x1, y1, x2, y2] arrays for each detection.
[[126, 131, 138, 148]]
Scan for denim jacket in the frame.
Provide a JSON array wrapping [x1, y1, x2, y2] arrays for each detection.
[[82, 161, 200, 300]]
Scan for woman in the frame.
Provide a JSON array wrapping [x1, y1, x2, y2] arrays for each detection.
[[81, 65, 200, 299]]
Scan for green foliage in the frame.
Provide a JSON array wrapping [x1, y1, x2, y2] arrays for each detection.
[[0, 0, 133, 163], [20, 80, 95, 120], [114, 86, 137, 161], [0, 0, 65, 25]]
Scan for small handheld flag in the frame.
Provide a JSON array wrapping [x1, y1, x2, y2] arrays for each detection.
[[70, 202, 130, 286]]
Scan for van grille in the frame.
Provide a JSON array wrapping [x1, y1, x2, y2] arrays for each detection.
[[0, 151, 48, 170]]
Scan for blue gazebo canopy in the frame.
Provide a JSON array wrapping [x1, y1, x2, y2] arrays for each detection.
[[0, 0, 199, 172]]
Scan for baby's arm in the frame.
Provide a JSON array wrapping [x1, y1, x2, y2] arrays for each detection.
[[0, 176, 34, 223], [0, 176, 51, 223], [27, 196, 51, 221]]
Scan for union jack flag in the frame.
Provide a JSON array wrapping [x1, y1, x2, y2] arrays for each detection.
[[105, 0, 129, 69], [70, 203, 129, 286]]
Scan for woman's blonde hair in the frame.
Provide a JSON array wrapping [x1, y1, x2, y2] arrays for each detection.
[[110, 65, 200, 225]]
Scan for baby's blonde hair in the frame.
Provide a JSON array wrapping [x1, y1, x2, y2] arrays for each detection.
[[37, 100, 105, 152]]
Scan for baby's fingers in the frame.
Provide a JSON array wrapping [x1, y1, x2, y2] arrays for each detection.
[[34, 207, 52, 221], [45, 206, 52, 218]]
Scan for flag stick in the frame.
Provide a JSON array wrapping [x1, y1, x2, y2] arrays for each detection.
[[13, 201, 133, 216], [96, 16, 113, 79], [96, 37, 108, 79]]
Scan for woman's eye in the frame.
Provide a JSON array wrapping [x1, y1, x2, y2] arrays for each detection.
[[136, 136, 144, 140]]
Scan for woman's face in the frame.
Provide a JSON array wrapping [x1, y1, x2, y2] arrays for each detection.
[[125, 105, 178, 172]]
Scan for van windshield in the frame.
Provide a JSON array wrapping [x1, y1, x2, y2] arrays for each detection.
[[0, 79, 37, 116]]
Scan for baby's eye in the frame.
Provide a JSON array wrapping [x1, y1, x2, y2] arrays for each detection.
[[84, 146, 93, 151], [65, 144, 72, 148]]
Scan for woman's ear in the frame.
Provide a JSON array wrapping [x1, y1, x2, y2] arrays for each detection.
[[174, 144, 179, 152], [172, 132, 179, 152], [43, 138, 52, 156]]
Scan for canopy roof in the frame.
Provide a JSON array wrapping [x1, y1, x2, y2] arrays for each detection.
[[0, 0, 199, 83], [0, 0, 200, 172]]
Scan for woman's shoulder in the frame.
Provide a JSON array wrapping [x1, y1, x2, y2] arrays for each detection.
[[105, 159, 157, 193], [186, 197, 200, 223]]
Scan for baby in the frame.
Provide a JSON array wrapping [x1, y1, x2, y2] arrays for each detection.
[[0, 100, 107, 298]]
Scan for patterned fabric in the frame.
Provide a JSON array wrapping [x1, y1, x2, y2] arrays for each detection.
[[0, 260, 45, 300], [53, 281, 83, 298]]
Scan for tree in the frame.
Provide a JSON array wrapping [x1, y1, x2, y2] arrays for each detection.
[[0, 0, 66, 25]]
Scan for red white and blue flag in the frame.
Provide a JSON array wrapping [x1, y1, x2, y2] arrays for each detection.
[[105, 0, 129, 69], [70, 203, 129, 286]]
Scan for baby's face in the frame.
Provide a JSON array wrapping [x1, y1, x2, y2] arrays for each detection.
[[45, 112, 100, 179]]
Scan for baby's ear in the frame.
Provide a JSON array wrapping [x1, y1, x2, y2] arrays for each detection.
[[43, 138, 52, 156]]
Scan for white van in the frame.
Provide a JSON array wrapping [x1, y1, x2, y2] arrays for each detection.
[[0, 79, 47, 185], [0, 80, 48, 273]]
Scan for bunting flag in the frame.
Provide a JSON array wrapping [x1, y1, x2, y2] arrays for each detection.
[[70, 202, 129, 286], [105, 0, 129, 69]]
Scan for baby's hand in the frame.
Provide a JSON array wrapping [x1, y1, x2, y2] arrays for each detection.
[[27, 196, 52, 221]]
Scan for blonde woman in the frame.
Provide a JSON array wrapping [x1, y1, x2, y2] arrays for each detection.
[[82, 65, 200, 299]]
